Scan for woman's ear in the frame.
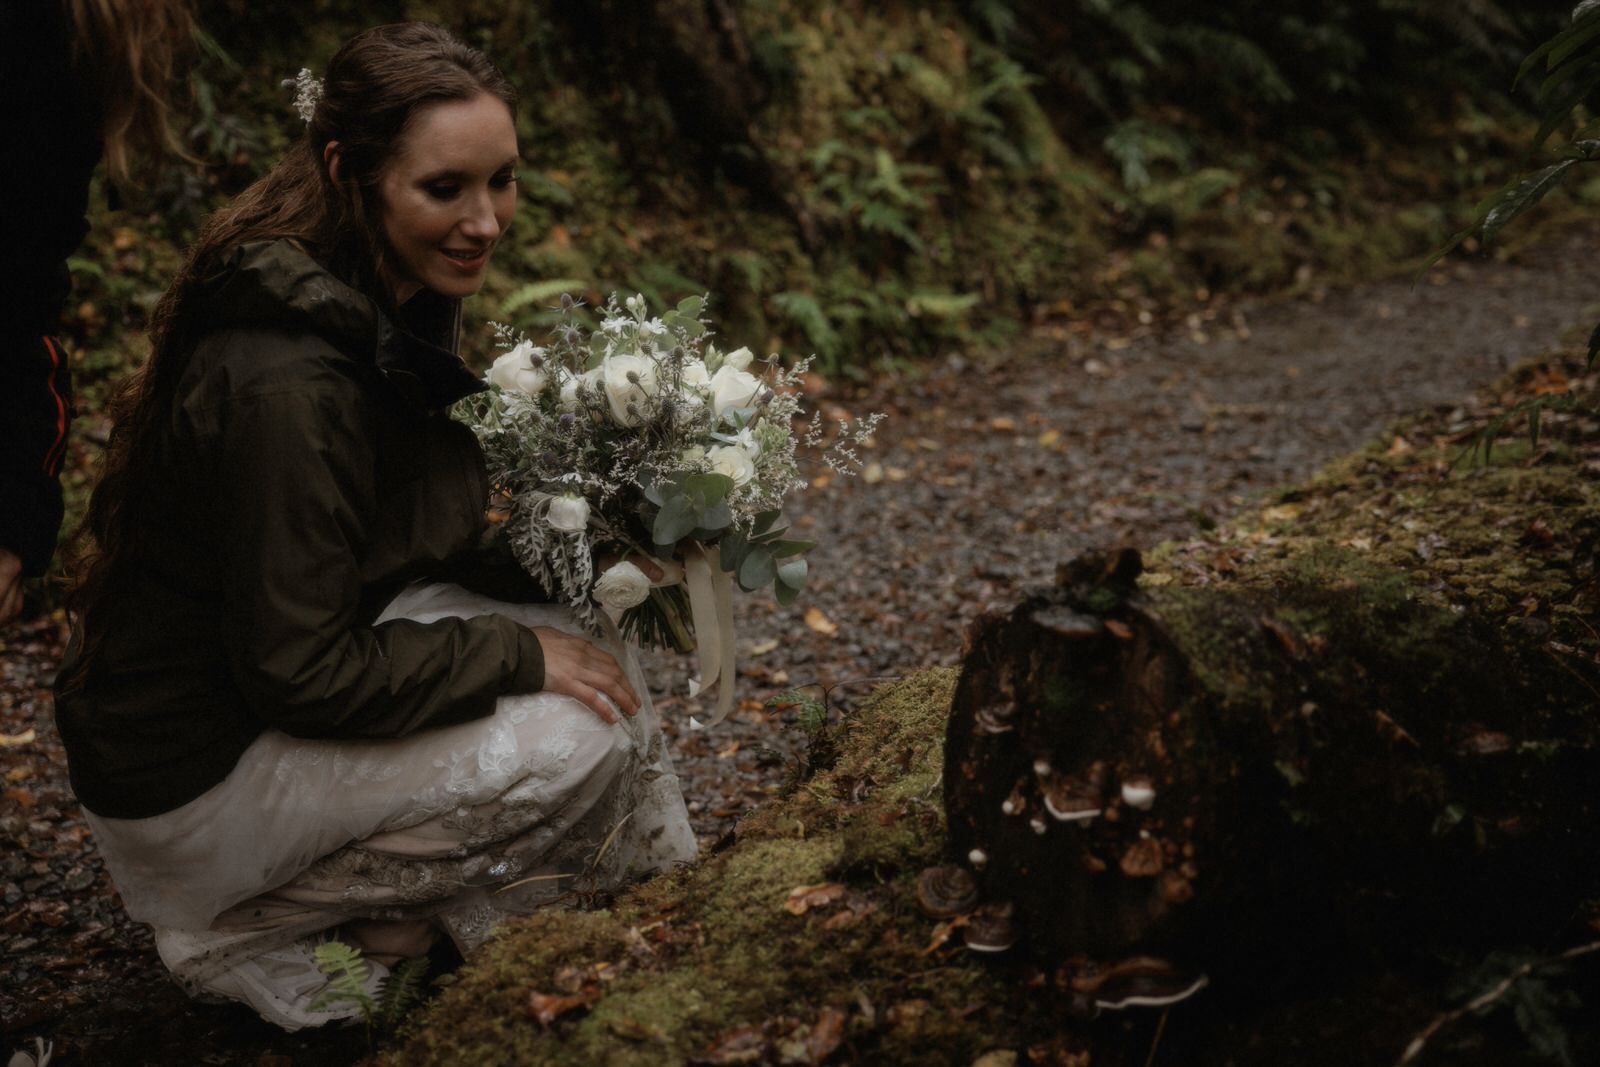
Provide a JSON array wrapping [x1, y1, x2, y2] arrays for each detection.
[[322, 140, 343, 182]]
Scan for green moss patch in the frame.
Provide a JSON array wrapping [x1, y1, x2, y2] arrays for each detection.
[[379, 669, 1071, 1066]]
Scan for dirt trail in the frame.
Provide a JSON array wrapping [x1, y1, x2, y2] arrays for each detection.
[[4, 233, 1599, 1064]]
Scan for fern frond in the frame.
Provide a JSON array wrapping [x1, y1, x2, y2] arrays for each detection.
[[376, 957, 432, 1029], [311, 940, 376, 1027]]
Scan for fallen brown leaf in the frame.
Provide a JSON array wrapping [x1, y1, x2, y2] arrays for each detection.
[[609, 1017, 668, 1043], [805, 1006, 849, 1062], [697, 1024, 768, 1065], [804, 607, 839, 636], [1119, 839, 1164, 878], [527, 988, 600, 1026], [783, 882, 846, 916], [922, 915, 970, 955]]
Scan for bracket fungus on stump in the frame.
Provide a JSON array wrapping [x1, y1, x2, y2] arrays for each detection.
[[944, 542, 1600, 976]]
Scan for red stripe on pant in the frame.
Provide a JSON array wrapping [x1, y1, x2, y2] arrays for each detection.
[[41, 335, 70, 477]]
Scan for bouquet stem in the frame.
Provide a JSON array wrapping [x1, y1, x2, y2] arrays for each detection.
[[622, 585, 697, 655]]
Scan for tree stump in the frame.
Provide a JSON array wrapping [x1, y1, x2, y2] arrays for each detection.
[[944, 543, 1600, 970]]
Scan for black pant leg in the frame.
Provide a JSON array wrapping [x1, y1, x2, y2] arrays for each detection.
[[1, 333, 74, 576]]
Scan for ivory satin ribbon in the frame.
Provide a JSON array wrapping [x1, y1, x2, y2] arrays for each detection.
[[681, 542, 738, 728]]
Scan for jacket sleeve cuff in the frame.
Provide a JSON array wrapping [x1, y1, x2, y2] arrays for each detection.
[[510, 622, 545, 694]]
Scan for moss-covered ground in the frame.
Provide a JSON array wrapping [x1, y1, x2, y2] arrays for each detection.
[[377, 668, 1085, 1066]]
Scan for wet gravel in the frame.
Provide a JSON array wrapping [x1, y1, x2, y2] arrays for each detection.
[[5, 232, 1600, 1064]]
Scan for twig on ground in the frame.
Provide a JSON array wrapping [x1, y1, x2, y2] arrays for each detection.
[[1144, 1007, 1170, 1067], [1395, 939, 1600, 1066]]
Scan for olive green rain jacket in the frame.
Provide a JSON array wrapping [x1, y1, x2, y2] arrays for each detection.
[[55, 240, 545, 819]]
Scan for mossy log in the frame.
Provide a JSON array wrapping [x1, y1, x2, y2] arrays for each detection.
[[946, 431, 1600, 973], [382, 360, 1600, 1065]]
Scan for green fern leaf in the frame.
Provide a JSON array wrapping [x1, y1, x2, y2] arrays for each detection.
[[376, 957, 432, 1029], [311, 940, 376, 1027]]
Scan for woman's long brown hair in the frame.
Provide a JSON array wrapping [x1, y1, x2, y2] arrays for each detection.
[[64, 0, 196, 185], [64, 21, 517, 687]]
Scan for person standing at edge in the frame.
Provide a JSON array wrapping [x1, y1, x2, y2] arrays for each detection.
[[0, 0, 196, 626]]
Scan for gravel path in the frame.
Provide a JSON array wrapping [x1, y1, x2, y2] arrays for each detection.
[[5, 233, 1599, 1064]]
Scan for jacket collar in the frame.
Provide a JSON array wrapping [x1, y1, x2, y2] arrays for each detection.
[[204, 239, 485, 410]]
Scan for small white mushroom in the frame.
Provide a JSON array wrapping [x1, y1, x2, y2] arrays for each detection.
[[1121, 776, 1157, 811], [968, 848, 988, 870], [1001, 779, 1028, 817], [1030, 816, 1048, 835], [1033, 758, 1053, 777]]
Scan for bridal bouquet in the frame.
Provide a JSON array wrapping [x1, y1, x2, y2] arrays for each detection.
[[454, 293, 878, 723]]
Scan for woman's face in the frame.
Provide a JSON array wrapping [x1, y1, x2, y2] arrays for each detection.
[[378, 92, 518, 303]]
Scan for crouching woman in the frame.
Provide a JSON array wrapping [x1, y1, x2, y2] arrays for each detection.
[[54, 22, 695, 1031]]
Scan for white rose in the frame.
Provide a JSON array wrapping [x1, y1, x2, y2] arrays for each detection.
[[680, 359, 711, 389], [593, 560, 652, 611], [485, 342, 549, 395], [723, 346, 754, 371], [602, 351, 660, 427], [555, 368, 581, 411], [546, 494, 589, 533], [709, 364, 763, 420], [707, 444, 756, 487]]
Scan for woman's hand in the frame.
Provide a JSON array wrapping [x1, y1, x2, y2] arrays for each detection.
[[530, 627, 640, 724]]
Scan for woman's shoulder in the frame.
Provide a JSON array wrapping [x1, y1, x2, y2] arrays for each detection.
[[191, 239, 383, 363], [178, 238, 386, 407], [182, 323, 370, 410]]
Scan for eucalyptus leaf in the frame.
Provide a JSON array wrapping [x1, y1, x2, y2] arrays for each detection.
[[677, 295, 705, 318], [752, 510, 783, 537], [777, 557, 809, 589], [739, 546, 777, 591], [774, 580, 802, 607], [683, 472, 734, 508], [719, 529, 750, 572], [771, 539, 816, 558], [696, 498, 734, 532], [653, 495, 699, 547]]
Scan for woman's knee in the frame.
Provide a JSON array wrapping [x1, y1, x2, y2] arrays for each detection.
[[558, 709, 635, 789]]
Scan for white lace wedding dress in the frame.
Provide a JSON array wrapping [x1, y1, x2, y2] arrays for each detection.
[[82, 581, 697, 996]]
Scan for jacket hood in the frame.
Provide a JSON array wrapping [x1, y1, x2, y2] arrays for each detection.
[[199, 239, 485, 410]]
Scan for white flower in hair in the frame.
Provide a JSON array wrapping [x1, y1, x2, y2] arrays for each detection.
[[288, 68, 323, 124]]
